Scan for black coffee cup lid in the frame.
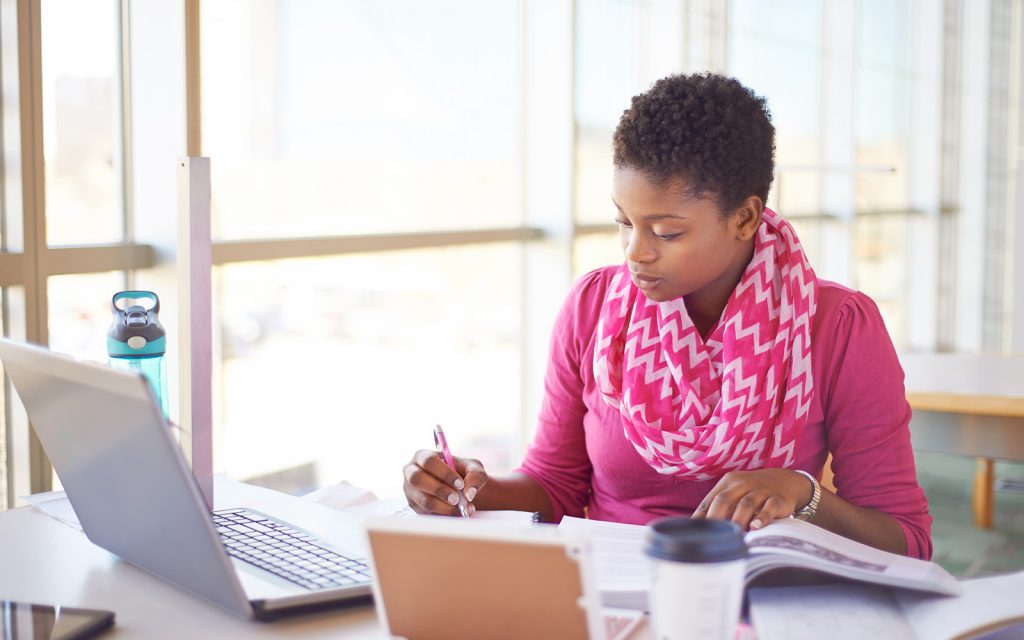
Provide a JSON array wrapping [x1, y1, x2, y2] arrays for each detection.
[[644, 517, 747, 563]]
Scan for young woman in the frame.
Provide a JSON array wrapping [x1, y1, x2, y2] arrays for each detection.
[[403, 73, 932, 559]]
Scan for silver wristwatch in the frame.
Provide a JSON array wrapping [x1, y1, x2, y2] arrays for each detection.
[[793, 469, 821, 521]]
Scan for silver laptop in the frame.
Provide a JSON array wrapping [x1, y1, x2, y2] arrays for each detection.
[[0, 338, 373, 620]]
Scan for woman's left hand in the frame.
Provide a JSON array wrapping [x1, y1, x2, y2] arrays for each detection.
[[690, 469, 813, 531]]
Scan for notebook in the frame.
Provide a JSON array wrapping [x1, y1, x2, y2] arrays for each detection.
[[0, 338, 373, 620], [364, 515, 609, 640]]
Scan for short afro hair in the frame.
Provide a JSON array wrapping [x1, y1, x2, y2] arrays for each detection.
[[613, 73, 775, 214]]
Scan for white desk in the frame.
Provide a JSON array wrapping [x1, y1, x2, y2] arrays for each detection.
[[0, 479, 387, 639]]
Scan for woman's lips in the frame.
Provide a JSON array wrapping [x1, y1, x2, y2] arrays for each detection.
[[632, 273, 662, 291]]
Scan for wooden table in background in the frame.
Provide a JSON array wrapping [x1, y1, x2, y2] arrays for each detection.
[[900, 354, 1024, 528]]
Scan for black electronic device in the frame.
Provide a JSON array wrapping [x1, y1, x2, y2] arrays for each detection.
[[1, 601, 114, 640]]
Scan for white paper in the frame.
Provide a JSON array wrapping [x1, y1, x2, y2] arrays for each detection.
[[336, 496, 537, 525], [897, 570, 1024, 640], [301, 480, 380, 510], [749, 584, 917, 640], [470, 510, 538, 524], [338, 496, 417, 518], [750, 571, 1024, 640], [23, 482, 537, 533], [603, 610, 647, 640], [21, 490, 82, 531], [559, 516, 652, 596]]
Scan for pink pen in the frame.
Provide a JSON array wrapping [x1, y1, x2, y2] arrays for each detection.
[[433, 424, 471, 518]]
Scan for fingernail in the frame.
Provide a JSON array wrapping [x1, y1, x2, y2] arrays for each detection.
[[468, 503, 476, 515], [447, 493, 459, 506], [750, 518, 763, 530], [453, 478, 465, 490], [465, 487, 477, 501]]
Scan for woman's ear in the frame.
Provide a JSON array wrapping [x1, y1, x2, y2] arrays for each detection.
[[731, 196, 763, 241]]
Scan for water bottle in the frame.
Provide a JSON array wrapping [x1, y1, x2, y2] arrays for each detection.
[[107, 290, 169, 417]]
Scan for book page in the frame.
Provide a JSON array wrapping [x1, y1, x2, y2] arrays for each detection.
[[338, 496, 537, 525], [559, 516, 652, 609], [748, 584, 917, 640], [745, 518, 961, 596], [603, 610, 647, 640], [556, 515, 962, 612], [897, 570, 1024, 640], [470, 510, 540, 523]]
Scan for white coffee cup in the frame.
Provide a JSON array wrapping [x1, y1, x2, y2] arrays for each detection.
[[644, 517, 747, 640]]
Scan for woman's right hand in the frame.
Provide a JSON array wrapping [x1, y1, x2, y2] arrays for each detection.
[[403, 449, 489, 516]]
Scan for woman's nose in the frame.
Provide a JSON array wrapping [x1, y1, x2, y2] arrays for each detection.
[[623, 230, 655, 263]]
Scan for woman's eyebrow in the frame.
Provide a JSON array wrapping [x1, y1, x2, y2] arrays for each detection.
[[611, 198, 687, 220], [645, 213, 687, 221]]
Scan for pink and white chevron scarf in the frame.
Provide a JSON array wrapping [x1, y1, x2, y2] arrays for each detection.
[[594, 208, 818, 481]]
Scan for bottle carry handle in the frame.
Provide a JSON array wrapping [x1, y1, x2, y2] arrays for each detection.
[[112, 290, 160, 314]]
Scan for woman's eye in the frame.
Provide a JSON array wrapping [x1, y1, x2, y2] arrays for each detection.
[[655, 232, 682, 241], [615, 218, 633, 228]]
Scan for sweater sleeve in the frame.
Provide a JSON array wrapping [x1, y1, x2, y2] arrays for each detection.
[[822, 292, 933, 559], [515, 270, 608, 522]]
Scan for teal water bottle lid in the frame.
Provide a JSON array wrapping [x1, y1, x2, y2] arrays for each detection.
[[107, 291, 166, 357]]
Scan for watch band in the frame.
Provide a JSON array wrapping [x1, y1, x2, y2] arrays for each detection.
[[792, 469, 821, 521]]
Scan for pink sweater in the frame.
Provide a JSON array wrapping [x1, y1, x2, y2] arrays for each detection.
[[517, 266, 933, 560]]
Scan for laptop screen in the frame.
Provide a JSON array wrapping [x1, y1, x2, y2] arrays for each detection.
[[365, 516, 606, 640]]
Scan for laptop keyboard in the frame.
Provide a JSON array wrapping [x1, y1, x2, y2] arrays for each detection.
[[212, 508, 372, 591]]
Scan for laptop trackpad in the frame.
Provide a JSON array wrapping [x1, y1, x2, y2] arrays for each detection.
[[235, 558, 307, 599]]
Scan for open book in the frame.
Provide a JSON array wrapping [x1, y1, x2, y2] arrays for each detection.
[[749, 572, 1024, 640], [558, 516, 961, 611]]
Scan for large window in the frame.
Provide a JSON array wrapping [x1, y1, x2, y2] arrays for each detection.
[[202, 1, 526, 496], [728, 0, 822, 217], [202, 0, 521, 240], [574, 0, 643, 229], [0, 0, 21, 509], [41, 0, 129, 493], [1, 0, 136, 507], [573, 0, 698, 277], [215, 246, 523, 494], [850, 0, 914, 344], [42, 0, 122, 246], [4, 1, 1024, 507]]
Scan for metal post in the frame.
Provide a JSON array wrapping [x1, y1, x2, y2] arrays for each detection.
[[177, 157, 213, 509]]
